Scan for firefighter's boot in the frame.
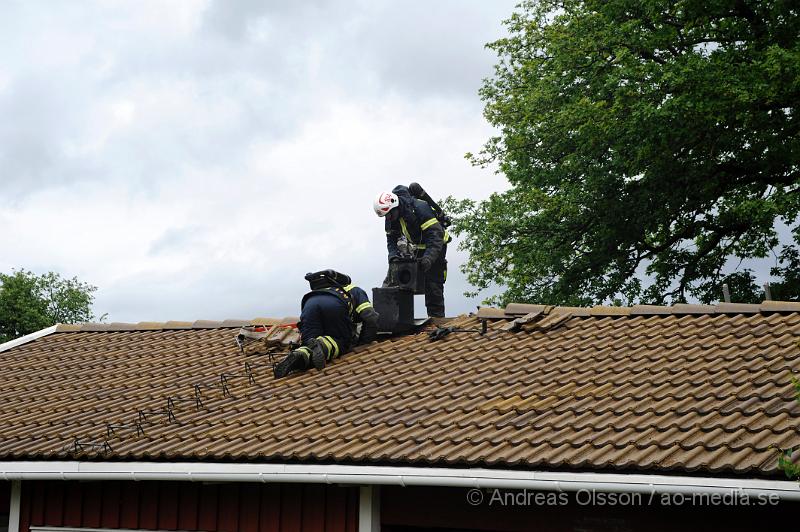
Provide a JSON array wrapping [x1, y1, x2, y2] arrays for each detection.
[[274, 347, 310, 378]]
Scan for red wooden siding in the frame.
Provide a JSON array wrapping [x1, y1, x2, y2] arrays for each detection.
[[19, 481, 357, 532]]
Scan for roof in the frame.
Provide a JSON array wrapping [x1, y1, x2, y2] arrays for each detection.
[[1, 302, 799, 479]]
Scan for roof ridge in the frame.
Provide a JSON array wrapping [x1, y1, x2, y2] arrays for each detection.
[[54, 317, 300, 333], [0, 318, 301, 351], [479, 300, 800, 319]]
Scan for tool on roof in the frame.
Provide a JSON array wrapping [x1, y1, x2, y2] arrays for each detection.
[[68, 439, 112, 454], [62, 341, 285, 457], [502, 309, 546, 331], [107, 422, 144, 438], [428, 325, 485, 341], [167, 394, 203, 411], [427, 324, 520, 342], [235, 324, 269, 354], [397, 235, 414, 259], [194, 375, 232, 398], [138, 407, 176, 424], [236, 323, 298, 358], [426, 312, 574, 341]]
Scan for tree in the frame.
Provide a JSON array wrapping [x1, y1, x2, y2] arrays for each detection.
[[0, 270, 97, 343], [447, 0, 800, 306]]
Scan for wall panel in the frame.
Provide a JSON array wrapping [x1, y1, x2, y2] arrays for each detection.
[[0, 482, 9, 514], [19, 480, 357, 532]]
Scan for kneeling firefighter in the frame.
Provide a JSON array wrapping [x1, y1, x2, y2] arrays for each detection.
[[274, 270, 379, 378], [374, 183, 451, 317]]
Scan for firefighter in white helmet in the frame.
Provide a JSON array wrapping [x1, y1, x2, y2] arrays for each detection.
[[373, 185, 449, 317]]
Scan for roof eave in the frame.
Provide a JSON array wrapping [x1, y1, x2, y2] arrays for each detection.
[[1, 460, 799, 500]]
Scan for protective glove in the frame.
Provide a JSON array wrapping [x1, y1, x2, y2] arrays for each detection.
[[389, 256, 400, 263], [419, 256, 433, 272]]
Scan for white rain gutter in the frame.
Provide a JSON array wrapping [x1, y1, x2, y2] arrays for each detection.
[[0, 325, 58, 353], [1, 461, 799, 500]]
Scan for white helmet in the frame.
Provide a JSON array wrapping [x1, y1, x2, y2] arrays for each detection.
[[374, 191, 399, 217]]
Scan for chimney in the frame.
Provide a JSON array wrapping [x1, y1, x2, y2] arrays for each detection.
[[373, 259, 425, 333]]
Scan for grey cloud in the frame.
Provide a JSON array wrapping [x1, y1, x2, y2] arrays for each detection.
[[148, 226, 206, 256], [94, 261, 307, 322], [0, 76, 102, 200], [357, 1, 513, 97], [200, 0, 516, 101], [202, 0, 271, 40], [0, 3, 325, 201], [202, 0, 338, 41]]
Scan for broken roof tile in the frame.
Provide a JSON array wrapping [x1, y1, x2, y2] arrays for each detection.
[[476, 307, 507, 319], [504, 303, 548, 316]]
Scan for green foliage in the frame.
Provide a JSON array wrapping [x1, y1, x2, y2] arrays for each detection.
[[777, 374, 800, 479], [0, 270, 97, 343], [449, 0, 800, 306], [709, 270, 763, 305], [778, 448, 800, 479], [770, 238, 800, 301]]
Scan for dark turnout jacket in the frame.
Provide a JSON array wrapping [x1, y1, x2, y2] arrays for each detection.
[[385, 185, 445, 264], [300, 284, 379, 347]]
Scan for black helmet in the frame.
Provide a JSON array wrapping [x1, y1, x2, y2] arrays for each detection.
[[304, 269, 352, 290]]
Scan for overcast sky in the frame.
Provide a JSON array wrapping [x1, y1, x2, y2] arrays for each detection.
[[0, 0, 518, 322]]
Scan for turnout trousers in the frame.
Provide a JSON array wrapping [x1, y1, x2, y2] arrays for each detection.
[[299, 293, 352, 360], [421, 244, 447, 318]]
